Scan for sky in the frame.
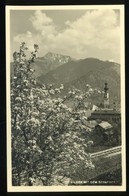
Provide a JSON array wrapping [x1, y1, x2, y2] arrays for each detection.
[[10, 9, 121, 62]]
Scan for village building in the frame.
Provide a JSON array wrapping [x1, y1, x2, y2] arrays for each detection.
[[92, 121, 114, 145], [82, 119, 98, 132], [90, 109, 121, 122], [89, 82, 121, 122]]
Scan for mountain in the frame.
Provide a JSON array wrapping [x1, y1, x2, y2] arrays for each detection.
[[33, 52, 73, 77], [11, 52, 73, 77], [11, 53, 120, 107], [64, 69, 120, 106], [37, 58, 120, 106], [38, 58, 120, 85]]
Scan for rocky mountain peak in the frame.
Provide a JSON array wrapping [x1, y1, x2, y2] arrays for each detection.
[[43, 52, 73, 64]]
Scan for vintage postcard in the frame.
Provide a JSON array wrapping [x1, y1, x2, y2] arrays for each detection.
[[6, 5, 126, 192]]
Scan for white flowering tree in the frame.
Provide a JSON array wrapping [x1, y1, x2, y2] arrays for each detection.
[[11, 43, 100, 186]]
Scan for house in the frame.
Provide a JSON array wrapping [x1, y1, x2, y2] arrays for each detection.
[[92, 104, 99, 111], [81, 119, 98, 131], [89, 109, 121, 122], [92, 121, 113, 146]]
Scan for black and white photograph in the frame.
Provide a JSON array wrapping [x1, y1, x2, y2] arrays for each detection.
[[6, 5, 126, 192]]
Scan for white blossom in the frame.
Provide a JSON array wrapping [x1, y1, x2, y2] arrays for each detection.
[[15, 97, 22, 102]]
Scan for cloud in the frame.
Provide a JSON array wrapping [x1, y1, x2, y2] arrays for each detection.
[[30, 10, 53, 31], [26, 31, 32, 38], [13, 9, 120, 62], [14, 31, 32, 41], [53, 9, 120, 59], [30, 10, 57, 36]]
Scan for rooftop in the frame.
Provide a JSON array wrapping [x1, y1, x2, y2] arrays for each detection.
[[82, 119, 98, 128], [91, 109, 121, 115], [97, 121, 112, 130]]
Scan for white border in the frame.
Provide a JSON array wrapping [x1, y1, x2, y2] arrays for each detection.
[[6, 5, 126, 192]]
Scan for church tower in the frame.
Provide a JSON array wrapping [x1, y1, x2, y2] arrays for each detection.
[[103, 82, 110, 109]]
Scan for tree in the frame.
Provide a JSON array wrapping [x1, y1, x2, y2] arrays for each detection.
[[11, 43, 100, 186], [11, 42, 40, 185]]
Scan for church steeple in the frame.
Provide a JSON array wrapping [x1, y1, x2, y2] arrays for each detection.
[[103, 82, 110, 109], [104, 82, 108, 94]]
